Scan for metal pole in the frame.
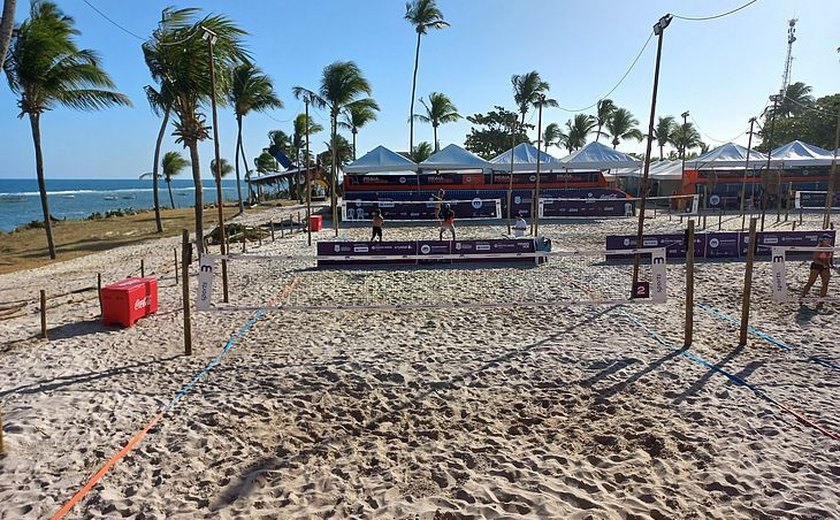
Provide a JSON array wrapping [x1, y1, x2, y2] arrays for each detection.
[[680, 110, 689, 208], [203, 26, 229, 303], [761, 94, 781, 232], [633, 15, 672, 288], [40, 289, 47, 340], [739, 117, 756, 230], [739, 217, 758, 346], [533, 95, 544, 237], [823, 107, 840, 229], [305, 98, 313, 246], [684, 219, 695, 347], [507, 118, 516, 234], [181, 229, 192, 356]]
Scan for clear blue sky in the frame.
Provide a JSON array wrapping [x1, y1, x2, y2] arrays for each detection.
[[0, 0, 837, 179]]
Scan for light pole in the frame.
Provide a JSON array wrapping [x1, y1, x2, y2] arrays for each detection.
[[507, 116, 516, 234], [202, 25, 228, 303], [739, 117, 757, 230], [761, 93, 782, 231], [679, 110, 689, 179], [305, 97, 313, 246], [532, 93, 545, 236], [632, 14, 672, 289]]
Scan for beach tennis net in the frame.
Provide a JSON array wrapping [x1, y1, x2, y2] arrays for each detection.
[[342, 198, 503, 222], [195, 247, 668, 312]]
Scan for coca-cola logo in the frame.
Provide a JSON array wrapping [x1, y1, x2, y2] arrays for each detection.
[[134, 296, 152, 311]]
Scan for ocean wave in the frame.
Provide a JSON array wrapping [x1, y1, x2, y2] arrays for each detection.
[[0, 184, 234, 197]]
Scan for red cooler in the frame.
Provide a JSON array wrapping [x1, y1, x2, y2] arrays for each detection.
[[309, 215, 323, 232], [101, 277, 158, 327]]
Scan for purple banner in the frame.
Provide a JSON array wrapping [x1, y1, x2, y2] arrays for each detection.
[[317, 241, 417, 266], [543, 198, 635, 217], [798, 191, 840, 209], [740, 230, 835, 258], [345, 198, 499, 221], [704, 232, 740, 258], [491, 172, 601, 185], [605, 233, 705, 259], [317, 239, 537, 267]]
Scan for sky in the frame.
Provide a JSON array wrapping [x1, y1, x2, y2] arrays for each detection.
[[0, 0, 838, 180]]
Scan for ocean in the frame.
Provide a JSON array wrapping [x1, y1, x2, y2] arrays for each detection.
[[0, 178, 266, 232]]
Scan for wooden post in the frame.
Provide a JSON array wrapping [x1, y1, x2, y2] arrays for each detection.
[[685, 220, 695, 347], [297, 211, 301, 225], [258, 229, 263, 247], [40, 290, 47, 340], [0, 406, 4, 454], [181, 230, 192, 356], [289, 214, 294, 232], [270, 220, 275, 241], [739, 218, 758, 346], [241, 235, 246, 253], [799, 207, 804, 225], [281, 218, 285, 238], [174, 248, 179, 284], [97, 273, 103, 316], [792, 221, 797, 231], [140, 259, 145, 278]]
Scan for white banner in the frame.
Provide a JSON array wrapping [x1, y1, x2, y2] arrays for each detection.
[[196, 256, 215, 310], [770, 247, 787, 303], [651, 247, 667, 303]]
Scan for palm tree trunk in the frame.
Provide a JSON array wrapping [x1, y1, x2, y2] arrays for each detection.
[[595, 123, 602, 143], [234, 114, 245, 214], [409, 31, 421, 153], [433, 124, 438, 152], [239, 137, 252, 204], [151, 107, 170, 233], [352, 131, 357, 160], [29, 113, 56, 259], [659, 144, 664, 161], [187, 141, 205, 256], [331, 112, 338, 236], [166, 177, 175, 209], [0, 0, 15, 71]]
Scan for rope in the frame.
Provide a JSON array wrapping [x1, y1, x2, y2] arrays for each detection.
[[672, 0, 761, 22], [81, 0, 145, 41]]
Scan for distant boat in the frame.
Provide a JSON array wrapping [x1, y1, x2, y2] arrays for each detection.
[[104, 195, 117, 200], [59, 194, 75, 199], [179, 192, 188, 197], [0, 195, 27, 203], [121, 195, 136, 200]]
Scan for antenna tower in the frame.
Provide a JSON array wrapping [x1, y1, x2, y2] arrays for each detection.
[[779, 18, 797, 96]]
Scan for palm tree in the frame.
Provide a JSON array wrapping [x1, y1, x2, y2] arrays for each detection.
[[319, 134, 354, 176], [512, 71, 558, 132], [605, 107, 644, 149], [670, 122, 704, 158], [161, 151, 189, 209], [405, 0, 448, 154], [776, 81, 815, 118], [340, 98, 379, 159], [292, 113, 322, 166], [142, 7, 197, 234], [653, 115, 676, 160], [254, 151, 279, 174], [229, 61, 282, 214], [563, 114, 596, 152], [210, 158, 234, 178], [5, 1, 131, 259], [0, 0, 16, 70], [294, 61, 374, 235], [543, 122, 564, 152], [594, 99, 615, 143], [143, 10, 247, 256], [412, 92, 460, 152], [408, 141, 433, 162]]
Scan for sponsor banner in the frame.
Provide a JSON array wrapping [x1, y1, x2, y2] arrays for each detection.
[[605, 233, 705, 259], [739, 230, 835, 258], [451, 239, 536, 255], [317, 241, 417, 265], [344, 198, 499, 221], [542, 198, 634, 217], [317, 239, 537, 266], [491, 172, 601, 185], [345, 174, 417, 186], [704, 232, 741, 258], [650, 248, 667, 303], [196, 256, 215, 310], [796, 191, 840, 209], [770, 247, 787, 302]]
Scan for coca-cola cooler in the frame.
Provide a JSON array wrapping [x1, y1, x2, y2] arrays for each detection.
[[101, 277, 158, 327]]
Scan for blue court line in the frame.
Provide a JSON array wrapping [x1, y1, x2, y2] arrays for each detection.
[[697, 303, 839, 371]]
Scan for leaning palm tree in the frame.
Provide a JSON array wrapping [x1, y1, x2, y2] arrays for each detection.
[[143, 11, 247, 256], [210, 158, 234, 178], [5, 1, 131, 259], [412, 91, 460, 152], [512, 71, 558, 144], [161, 151, 189, 209], [340, 98, 379, 159], [777, 81, 815, 118], [229, 61, 282, 214], [405, 0, 448, 154], [594, 98, 615, 143], [543, 122, 564, 152], [605, 107, 644, 149], [294, 61, 374, 235], [653, 115, 676, 160], [0, 0, 16, 70], [408, 141, 433, 162], [563, 114, 596, 152]]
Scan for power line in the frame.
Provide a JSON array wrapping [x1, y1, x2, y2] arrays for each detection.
[[81, 0, 145, 41], [689, 101, 768, 144], [672, 0, 761, 22], [555, 31, 654, 113]]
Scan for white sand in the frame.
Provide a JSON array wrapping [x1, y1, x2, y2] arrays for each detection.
[[1, 205, 838, 519]]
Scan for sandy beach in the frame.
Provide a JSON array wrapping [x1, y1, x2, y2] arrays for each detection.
[[0, 206, 838, 519]]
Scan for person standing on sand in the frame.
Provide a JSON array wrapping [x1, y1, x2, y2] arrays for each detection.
[[371, 209, 384, 242], [513, 212, 528, 238], [439, 203, 455, 241], [432, 189, 446, 220], [801, 234, 835, 305]]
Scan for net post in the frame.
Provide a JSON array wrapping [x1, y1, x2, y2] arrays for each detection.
[[181, 229, 192, 356], [97, 273, 102, 316], [39, 289, 47, 340], [174, 248, 179, 285], [718, 208, 722, 230], [281, 218, 285, 238], [792, 220, 797, 231], [0, 405, 4, 454], [739, 217, 758, 346], [684, 220, 695, 347], [140, 259, 145, 278], [270, 220, 275, 241]]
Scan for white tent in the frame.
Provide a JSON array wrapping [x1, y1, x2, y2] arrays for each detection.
[[770, 140, 836, 167], [489, 142, 561, 171], [419, 143, 492, 170], [558, 141, 642, 170], [686, 142, 771, 169], [344, 145, 418, 173]]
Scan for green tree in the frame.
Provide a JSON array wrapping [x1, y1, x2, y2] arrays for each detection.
[[464, 106, 532, 160], [254, 151, 279, 174], [759, 93, 840, 151], [292, 113, 322, 166], [143, 7, 197, 233], [776, 81, 815, 118], [543, 122, 564, 151], [161, 151, 189, 209], [653, 115, 676, 160], [143, 9, 247, 256], [562, 114, 596, 152], [670, 121, 704, 158], [405, 0, 448, 154], [210, 158, 234, 178], [340, 98, 379, 159], [412, 91, 461, 152], [5, 1, 131, 259], [605, 107, 643, 149], [229, 61, 282, 213], [407, 141, 433, 162], [293, 61, 374, 235], [511, 70, 558, 132], [594, 99, 615, 143], [318, 134, 354, 187]]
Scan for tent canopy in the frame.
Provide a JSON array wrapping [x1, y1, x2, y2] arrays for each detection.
[[770, 140, 836, 167], [344, 145, 418, 173], [558, 141, 641, 170], [419, 143, 493, 170], [489, 142, 561, 171], [686, 142, 770, 169], [612, 160, 684, 180]]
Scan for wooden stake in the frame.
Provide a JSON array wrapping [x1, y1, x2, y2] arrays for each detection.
[[270, 220, 275, 241], [684, 220, 695, 347], [40, 289, 47, 340], [281, 218, 285, 238], [258, 229, 262, 247], [181, 230, 192, 356], [297, 211, 301, 225], [0, 406, 4, 454], [739, 218, 758, 346], [718, 208, 722, 230], [97, 273, 103, 316], [174, 248, 179, 284], [241, 235, 246, 253], [140, 259, 145, 278]]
